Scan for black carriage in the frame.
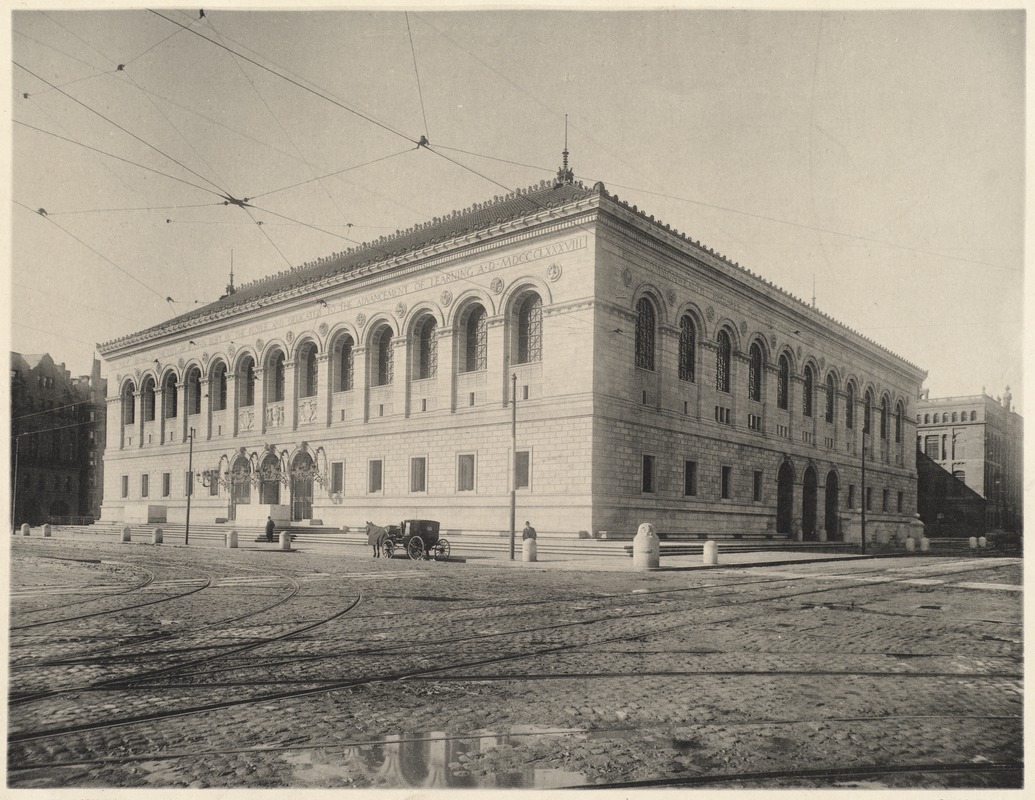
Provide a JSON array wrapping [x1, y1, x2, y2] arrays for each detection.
[[383, 519, 450, 561]]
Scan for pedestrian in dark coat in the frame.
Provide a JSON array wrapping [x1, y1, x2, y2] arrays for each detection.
[[522, 521, 537, 541], [265, 516, 275, 543]]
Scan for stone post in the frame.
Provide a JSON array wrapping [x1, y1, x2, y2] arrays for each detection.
[[21, 523, 30, 536], [905, 537, 915, 552], [152, 527, 163, 544], [522, 537, 537, 562], [280, 530, 291, 550], [969, 536, 978, 550], [226, 530, 238, 548], [978, 536, 987, 549], [703, 540, 718, 565], [42, 524, 51, 537], [122, 526, 132, 542], [632, 522, 660, 570], [919, 537, 929, 552]]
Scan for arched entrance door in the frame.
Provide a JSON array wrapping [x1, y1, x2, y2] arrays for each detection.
[[229, 458, 250, 521], [825, 470, 840, 541], [776, 461, 794, 534], [259, 454, 281, 505], [802, 466, 818, 540], [291, 452, 314, 521]]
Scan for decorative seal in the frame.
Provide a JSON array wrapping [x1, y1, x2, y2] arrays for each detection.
[[395, 301, 407, 318], [228, 342, 236, 358], [177, 357, 185, 370], [440, 290, 453, 306], [134, 368, 141, 381], [255, 338, 264, 351], [622, 267, 632, 287], [819, 357, 826, 371], [666, 288, 676, 305], [796, 345, 802, 360], [286, 331, 294, 344], [769, 334, 777, 350], [356, 313, 367, 328], [490, 277, 504, 294], [706, 305, 715, 322], [202, 352, 209, 364], [547, 263, 563, 282], [740, 321, 748, 337], [318, 322, 329, 336]]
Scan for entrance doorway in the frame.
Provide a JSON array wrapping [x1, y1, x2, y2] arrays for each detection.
[[802, 466, 818, 540], [825, 470, 840, 541], [291, 452, 314, 521], [776, 461, 794, 534], [229, 458, 250, 521]]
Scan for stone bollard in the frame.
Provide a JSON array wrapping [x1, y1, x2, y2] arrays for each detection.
[[121, 526, 132, 542], [279, 530, 291, 551], [152, 527, 163, 545], [226, 530, 238, 549], [21, 523, 30, 536], [632, 523, 660, 570], [42, 524, 51, 538], [522, 537, 537, 562], [905, 537, 915, 552], [978, 536, 987, 549], [969, 536, 978, 550], [703, 540, 718, 566], [919, 537, 930, 552]]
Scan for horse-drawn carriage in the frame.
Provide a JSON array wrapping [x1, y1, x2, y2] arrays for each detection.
[[366, 519, 450, 561]]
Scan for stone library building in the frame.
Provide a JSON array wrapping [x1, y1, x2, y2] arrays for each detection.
[[98, 166, 926, 543]]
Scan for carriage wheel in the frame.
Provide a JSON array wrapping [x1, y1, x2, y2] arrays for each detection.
[[433, 539, 450, 561], [407, 536, 425, 560], [382, 540, 395, 559]]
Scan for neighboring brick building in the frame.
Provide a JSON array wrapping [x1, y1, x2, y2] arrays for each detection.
[[10, 353, 107, 526], [97, 163, 925, 542], [916, 390, 1022, 534]]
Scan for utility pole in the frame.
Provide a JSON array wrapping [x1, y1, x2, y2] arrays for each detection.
[[509, 373, 517, 561], [860, 432, 867, 555], [11, 435, 21, 533], [185, 427, 194, 545]]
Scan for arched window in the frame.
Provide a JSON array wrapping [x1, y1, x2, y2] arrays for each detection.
[[678, 315, 696, 382], [970, 411, 976, 421], [462, 306, 487, 373], [895, 401, 903, 443], [777, 355, 789, 410], [239, 356, 256, 407], [951, 412, 958, 422], [802, 365, 814, 418], [122, 381, 135, 425], [863, 391, 873, 435], [923, 413, 929, 424], [845, 382, 855, 429], [415, 316, 438, 379], [825, 373, 835, 422], [210, 361, 228, 411], [185, 367, 202, 415], [880, 396, 889, 439], [298, 343, 318, 398], [142, 376, 157, 421], [336, 335, 354, 392], [715, 330, 731, 393], [374, 326, 394, 386], [163, 373, 178, 418], [516, 294, 542, 364], [634, 298, 656, 371], [268, 351, 286, 402], [748, 342, 762, 401]]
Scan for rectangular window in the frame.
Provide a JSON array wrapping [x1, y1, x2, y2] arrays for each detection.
[[866, 487, 873, 511], [209, 476, 218, 497], [141, 474, 149, 498], [848, 484, 855, 509], [162, 472, 171, 497], [457, 454, 475, 492], [753, 470, 763, 502], [683, 460, 697, 496], [882, 489, 889, 512], [897, 491, 904, 513], [721, 466, 732, 499], [924, 435, 939, 459], [368, 460, 383, 494], [515, 450, 530, 490], [330, 462, 344, 494], [121, 475, 129, 498], [410, 456, 427, 493], [641, 454, 655, 493]]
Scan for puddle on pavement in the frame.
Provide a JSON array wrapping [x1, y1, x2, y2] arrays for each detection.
[[281, 727, 588, 788]]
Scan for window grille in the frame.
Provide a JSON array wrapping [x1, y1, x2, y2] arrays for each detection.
[[802, 366, 814, 417], [863, 393, 872, 435], [464, 307, 487, 372], [338, 337, 354, 391], [777, 356, 789, 410], [518, 295, 542, 363], [715, 330, 731, 393], [825, 374, 835, 422], [748, 343, 762, 401], [302, 346, 318, 398], [164, 375, 178, 417], [678, 315, 695, 381], [123, 385, 135, 424], [271, 353, 286, 402], [418, 318, 437, 379], [634, 298, 656, 371], [376, 328, 394, 386], [845, 383, 855, 428]]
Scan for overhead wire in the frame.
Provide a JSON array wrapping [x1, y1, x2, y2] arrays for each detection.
[[248, 147, 415, 201], [405, 12, 431, 140]]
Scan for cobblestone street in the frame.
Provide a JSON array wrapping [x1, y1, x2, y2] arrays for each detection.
[[7, 536, 1023, 791]]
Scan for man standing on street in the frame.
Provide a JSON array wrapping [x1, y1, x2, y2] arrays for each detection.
[[522, 520, 537, 541], [265, 516, 275, 544]]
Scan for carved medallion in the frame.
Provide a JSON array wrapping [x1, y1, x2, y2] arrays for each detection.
[[318, 322, 329, 336], [356, 313, 366, 328], [740, 321, 748, 337], [706, 305, 715, 322], [666, 288, 676, 305], [622, 267, 632, 287], [202, 352, 209, 364], [441, 290, 453, 306], [286, 331, 294, 344], [547, 263, 562, 282], [819, 357, 826, 371], [134, 368, 141, 381], [395, 302, 407, 318], [796, 345, 802, 360], [256, 338, 264, 351], [177, 357, 185, 370], [228, 342, 236, 358], [769, 334, 777, 350], [490, 277, 504, 294]]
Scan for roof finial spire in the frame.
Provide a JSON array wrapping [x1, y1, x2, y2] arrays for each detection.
[[556, 114, 573, 186], [226, 250, 236, 296]]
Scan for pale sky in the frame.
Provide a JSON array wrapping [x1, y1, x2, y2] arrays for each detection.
[[6, 5, 1026, 408]]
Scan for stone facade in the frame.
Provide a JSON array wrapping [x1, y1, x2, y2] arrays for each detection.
[[98, 175, 925, 540]]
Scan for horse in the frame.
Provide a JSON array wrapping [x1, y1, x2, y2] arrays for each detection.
[[365, 521, 390, 558]]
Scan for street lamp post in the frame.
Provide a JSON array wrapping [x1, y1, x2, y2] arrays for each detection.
[[860, 433, 867, 555], [185, 427, 194, 545], [509, 373, 517, 561]]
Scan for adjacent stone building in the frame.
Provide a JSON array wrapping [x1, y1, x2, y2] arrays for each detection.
[[10, 353, 107, 526], [97, 165, 925, 541], [916, 390, 1022, 534]]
